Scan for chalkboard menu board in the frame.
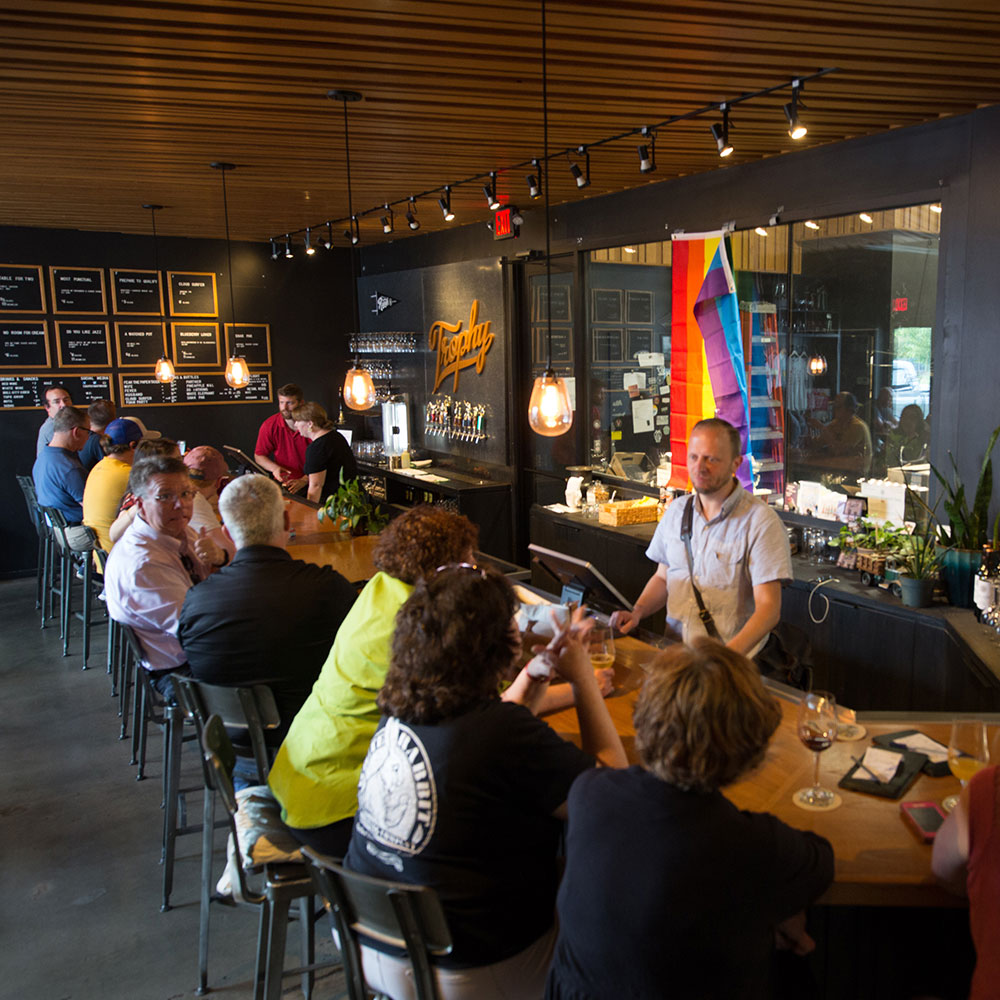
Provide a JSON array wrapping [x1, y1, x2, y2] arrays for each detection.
[[119, 371, 271, 407], [55, 322, 112, 367], [592, 328, 624, 363], [533, 326, 573, 365], [1, 321, 50, 369], [50, 267, 107, 314], [224, 323, 271, 367], [627, 328, 654, 357], [592, 289, 623, 324], [172, 323, 220, 366], [114, 322, 167, 367], [167, 272, 218, 316], [1, 373, 113, 410], [626, 290, 653, 324], [111, 269, 163, 314], [0, 265, 46, 314]]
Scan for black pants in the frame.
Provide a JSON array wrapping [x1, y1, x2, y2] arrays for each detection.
[[287, 817, 354, 861]]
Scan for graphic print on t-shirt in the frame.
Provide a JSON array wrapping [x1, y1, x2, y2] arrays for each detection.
[[355, 718, 438, 855]]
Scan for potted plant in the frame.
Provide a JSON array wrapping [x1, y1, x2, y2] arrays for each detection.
[[895, 531, 943, 608], [931, 422, 1000, 607], [317, 471, 389, 536]]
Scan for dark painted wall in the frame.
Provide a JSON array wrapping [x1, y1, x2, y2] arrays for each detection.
[[3, 227, 351, 576]]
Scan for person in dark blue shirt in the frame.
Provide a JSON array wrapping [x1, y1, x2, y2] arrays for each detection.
[[78, 398, 116, 474], [32, 406, 90, 524]]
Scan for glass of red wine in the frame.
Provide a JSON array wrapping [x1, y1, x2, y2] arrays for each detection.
[[795, 690, 839, 808]]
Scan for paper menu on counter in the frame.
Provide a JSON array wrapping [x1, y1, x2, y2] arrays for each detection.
[[891, 733, 948, 763]]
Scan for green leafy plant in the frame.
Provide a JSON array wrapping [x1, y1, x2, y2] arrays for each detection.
[[895, 531, 943, 580], [317, 471, 389, 535], [931, 422, 1000, 550], [830, 517, 906, 554]]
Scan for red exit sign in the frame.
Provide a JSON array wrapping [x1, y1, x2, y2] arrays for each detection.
[[893, 297, 908, 311], [493, 206, 520, 241]]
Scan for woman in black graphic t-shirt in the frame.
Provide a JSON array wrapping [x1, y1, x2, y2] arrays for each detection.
[[291, 401, 357, 504]]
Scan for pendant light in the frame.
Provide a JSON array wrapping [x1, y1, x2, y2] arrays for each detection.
[[528, 0, 573, 438], [144, 203, 175, 383], [807, 354, 828, 376], [211, 162, 250, 389], [329, 89, 376, 411]]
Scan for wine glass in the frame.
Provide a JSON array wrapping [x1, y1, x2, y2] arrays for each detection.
[[795, 690, 840, 808], [588, 626, 616, 672], [944, 719, 989, 811]]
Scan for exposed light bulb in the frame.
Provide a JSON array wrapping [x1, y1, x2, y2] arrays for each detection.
[[225, 355, 250, 388], [859, 212, 873, 224], [528, 371, 573, 437], [154, 355, 175, 383], [343, 365, 376, 410], [804, 220, 820, 230], [754, 226, 768, 236]]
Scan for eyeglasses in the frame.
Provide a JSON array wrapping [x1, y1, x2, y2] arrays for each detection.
[[434, 562, 486, 578], [151, 490, 197, 504]]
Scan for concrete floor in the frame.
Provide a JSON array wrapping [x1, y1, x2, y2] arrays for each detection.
[[0, 576, 345, 1000]]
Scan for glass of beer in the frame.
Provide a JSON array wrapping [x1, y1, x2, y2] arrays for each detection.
[[944, 719, 989, 811], [588, 625, 615, 672]]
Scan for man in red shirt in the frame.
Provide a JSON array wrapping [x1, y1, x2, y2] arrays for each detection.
[[254, 381, 308, 492]]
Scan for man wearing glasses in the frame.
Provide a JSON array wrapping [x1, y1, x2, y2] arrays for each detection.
[[36, 384, 72, 456], [104, 456, 225, 698]]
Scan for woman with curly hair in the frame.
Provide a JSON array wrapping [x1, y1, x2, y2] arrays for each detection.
[[345, 564, 626, 1000], [546, 638, 834, 1000], [268, 505, 478, 856]]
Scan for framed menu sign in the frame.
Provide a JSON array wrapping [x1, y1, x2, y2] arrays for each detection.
[[592, 328, 624, 363], [0, 321, 50, 369], [0, 265, 46, 314], [167, 271, 218, 316], [592, 289, 623, 324], [50, 267, 107, 314], [224, 323, 271, 367], [119, 370, 271, 406], [111, 269, 163, 315], [115, 322, 167, 368], [532, 326, 573, 365], [172, 322, 220, 366], [1, 373, 113, 410], [55, 322, 112, 368]]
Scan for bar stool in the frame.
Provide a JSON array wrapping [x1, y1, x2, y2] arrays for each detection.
[[15, 475, 46, 611]]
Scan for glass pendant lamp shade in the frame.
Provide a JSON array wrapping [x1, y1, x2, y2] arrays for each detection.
[[343, 365, 376, 410], [807, 354, 828, 376], [528, 370, 573, 436], [224, 355, 251, 388], [154, 355, 176, 383]]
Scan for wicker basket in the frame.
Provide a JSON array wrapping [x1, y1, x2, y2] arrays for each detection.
[[598, 500, 659, 526]]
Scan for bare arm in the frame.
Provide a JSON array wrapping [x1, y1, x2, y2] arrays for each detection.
[[610, 563, 667, 634], [254, 452, 286, 479], [306, 470, 326, 504], [727, 579, 782, 655], [932, 784, 971, 896], [109, 504, 138, 544]]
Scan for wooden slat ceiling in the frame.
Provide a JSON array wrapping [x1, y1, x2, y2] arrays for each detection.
[[1, 0, 998, 247]]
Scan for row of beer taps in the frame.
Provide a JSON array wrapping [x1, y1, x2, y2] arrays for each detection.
[[424, 397, 487, 443]]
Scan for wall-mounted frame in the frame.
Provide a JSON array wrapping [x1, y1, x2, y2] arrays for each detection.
[[111, 268, 164, 315], [626, 327, 654, 357], [55, 321, 112, 368], [0, 264, 46, 314], [532, 325, 573, 366], [626, 289, 653, 324], [534, 283, 573, 324], [592, 327, 624, 363], [1, 372, 114, 410], [224, 322, 271, 367], [115, 321, 168, 368], [167, 271, 218, 316], [50, 266, 107, 314], [592, 288, 623, 324], [171, 322, 221, 367], [0, 321, 50, 369], [118, 370, 272, 407]]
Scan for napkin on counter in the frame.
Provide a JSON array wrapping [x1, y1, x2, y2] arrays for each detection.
[[857, 747, 904, 783]]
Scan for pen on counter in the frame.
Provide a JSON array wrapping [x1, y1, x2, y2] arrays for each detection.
[[851, 754, 886, 784]]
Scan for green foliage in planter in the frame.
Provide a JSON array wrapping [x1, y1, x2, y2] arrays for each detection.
[[830, 518, 907, 554], [931, 421, 1000, 550], [895, 531, 943, 580], [316, 471, 389, 535]]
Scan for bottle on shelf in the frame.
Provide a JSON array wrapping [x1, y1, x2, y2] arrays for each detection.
[[974, 544, 997, 622]]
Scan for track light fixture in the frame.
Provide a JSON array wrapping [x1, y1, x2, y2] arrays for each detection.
[[711, 104, 734, 157], [304, 227, 316, 254], [439, 185, 455, 221], [783, 80, 808, 140], [269, 238, 279, 260], [381, 204, 394, 234], [343, 215, 360, 245], [284, 234, 293, 258], [406, 196, 420, 230], [324, 221, 334, 250], [483, 171, 501, 211], [637, 128, 656, 173], [526, 159, 542, 199], [569, 147, 590, 188]]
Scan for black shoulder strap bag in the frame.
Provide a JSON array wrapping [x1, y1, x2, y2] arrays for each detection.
[[680, 495, 721, 640]]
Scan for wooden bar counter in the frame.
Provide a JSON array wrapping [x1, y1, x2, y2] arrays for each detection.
[[284, 496, 379, 584], [542, 630, 986, 909]]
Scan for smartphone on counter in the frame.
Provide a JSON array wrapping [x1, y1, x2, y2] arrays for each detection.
[[900, 800, 948, 843]]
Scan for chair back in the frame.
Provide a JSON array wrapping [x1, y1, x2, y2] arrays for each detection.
[[174, 676, 280, 784], [302, 847, 452, 1000], [17, 475, 43, 535]]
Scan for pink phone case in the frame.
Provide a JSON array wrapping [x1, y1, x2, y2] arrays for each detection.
[[900, 800, 947, 843]]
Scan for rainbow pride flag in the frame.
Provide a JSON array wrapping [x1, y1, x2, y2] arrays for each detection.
[[669, 232, 751, 488]]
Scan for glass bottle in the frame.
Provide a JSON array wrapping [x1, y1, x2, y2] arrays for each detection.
[[974, 544, 994, 622]]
